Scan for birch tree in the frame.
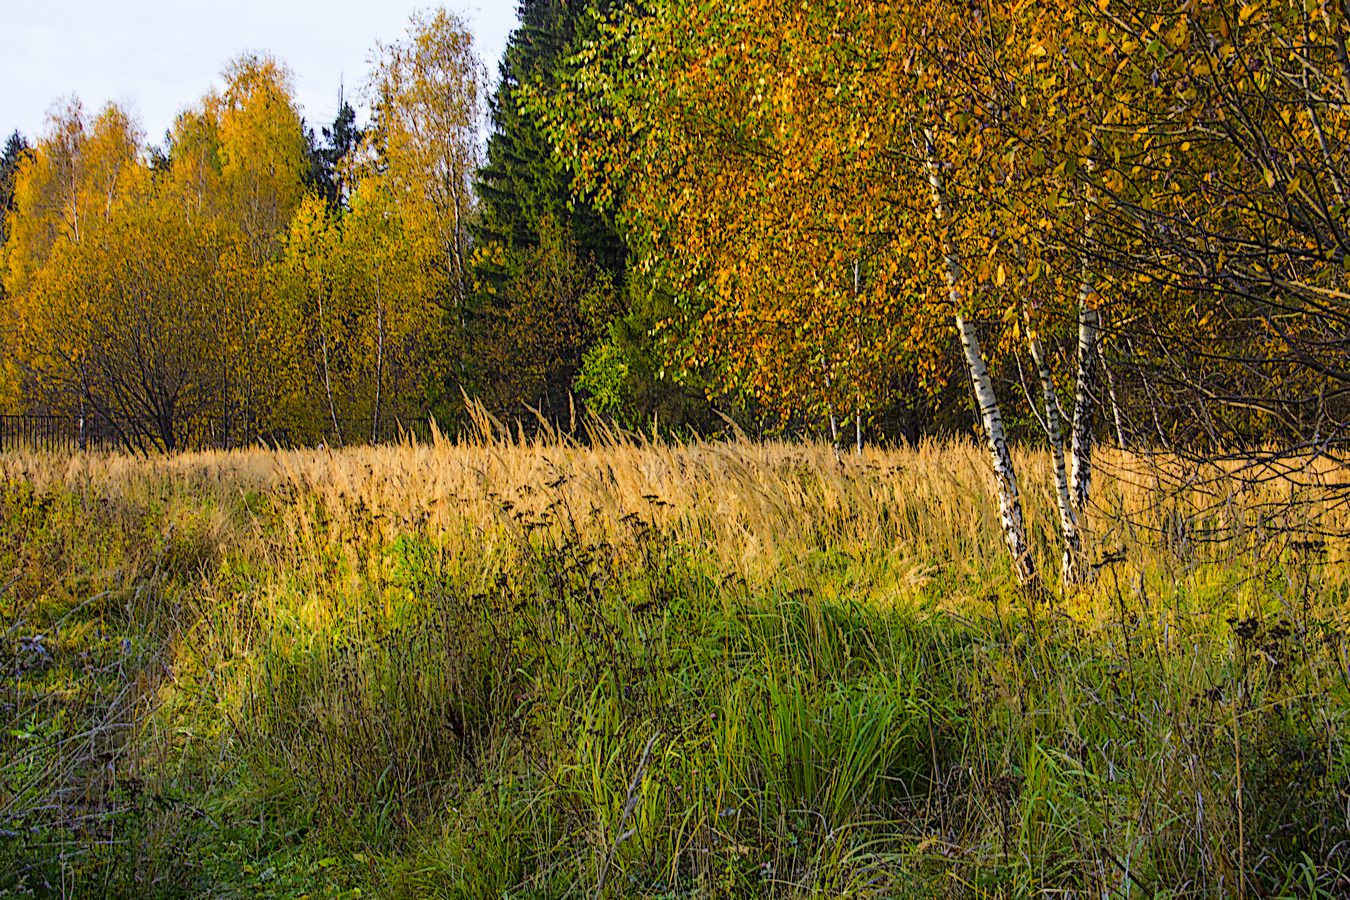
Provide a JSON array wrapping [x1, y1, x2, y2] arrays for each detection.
[[272, 180, 444, 444], [1, 102, 146, 418], [363, 10, 484, 328], [540, 0, 1052, 583]]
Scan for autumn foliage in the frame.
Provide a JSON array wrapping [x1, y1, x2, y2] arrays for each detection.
[[1, 20, 479, 449], [2, 1, 1348, 581]]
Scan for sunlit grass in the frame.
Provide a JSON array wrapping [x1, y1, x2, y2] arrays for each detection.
[[1, 429, 1347, 896]]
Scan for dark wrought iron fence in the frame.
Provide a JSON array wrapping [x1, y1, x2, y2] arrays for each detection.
[[0, 415, 122, 452]]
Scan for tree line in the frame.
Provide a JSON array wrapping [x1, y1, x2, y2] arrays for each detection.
[[0, 13, 482, 451], [2, 1, 1347, 582], [0, 2, 691, 452]]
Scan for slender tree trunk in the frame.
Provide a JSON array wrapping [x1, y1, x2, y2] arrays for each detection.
[[956, 316, 1038, 586], [449, 184, 472, 387], [372, 272, 385, 445], [853, 260, 863, 456], [1103, 352, 1127, 449], [1070, 304, 1100, 506], [924, 128, 1037, 588], [221, 350, 231, 449], [1070, 260, 1100, 512], [824, 367, 841, 460], [1146, 375, 1168, 446], [1027, 323, 1083, 584], [245, 315, 261, 445], [317, 280, 343, 446]]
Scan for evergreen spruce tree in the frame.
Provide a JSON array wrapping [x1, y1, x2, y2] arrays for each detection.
[[305, 90, 362, 209], [474, 0, 625, 286], [473, 0, 715, 432], [0, 130, 31, 253]]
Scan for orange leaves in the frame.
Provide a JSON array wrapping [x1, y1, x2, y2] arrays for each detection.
[[537, 0, 1349, 433]]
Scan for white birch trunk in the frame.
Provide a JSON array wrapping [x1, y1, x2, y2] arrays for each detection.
[[924, 128, 1038, 588], [853, 260, 863, 456], [1067, 147, 1104, 517], [1104, 354, 1127, 449], [823, 367, 841, 461], [1069, 263, 1100, 513], [1028, 325, 1083, 584]]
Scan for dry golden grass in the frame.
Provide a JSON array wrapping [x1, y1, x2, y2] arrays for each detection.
[[4, 430, 1344, 599], [3, 432, 1347, 896]]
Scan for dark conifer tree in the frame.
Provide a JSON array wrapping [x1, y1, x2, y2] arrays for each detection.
[[0, 130, 31, 253], [474, 0, 625, 287], [468, 1, 627, 422], [305, 90, 363, 209], [471, 0, 719, 432]]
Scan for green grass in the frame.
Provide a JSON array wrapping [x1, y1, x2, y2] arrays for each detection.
[[1, 441, 1347, 897]]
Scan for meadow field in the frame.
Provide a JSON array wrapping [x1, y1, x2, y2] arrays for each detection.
[[1, 428, 1347, 898]]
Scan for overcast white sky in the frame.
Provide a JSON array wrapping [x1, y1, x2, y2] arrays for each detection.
[[0, 0, 520, 146]]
